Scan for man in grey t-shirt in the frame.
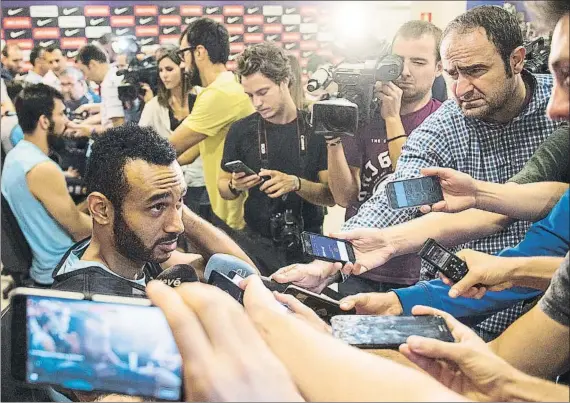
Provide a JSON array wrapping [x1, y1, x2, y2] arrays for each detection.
[[539, 254, 569, 327]]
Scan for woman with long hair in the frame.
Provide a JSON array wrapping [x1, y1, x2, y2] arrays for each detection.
[[139, 45, 211, 221]]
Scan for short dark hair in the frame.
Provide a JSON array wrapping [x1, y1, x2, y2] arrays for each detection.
[[526, 1, 570, 31], [180, 18, 229, 64], [393, 20, 443, 62], [14, 83, 64, 133], [236, 42, 291, 84], [443, 5, 523, 75], [29, 45, 45, 66], [44, 44, 61, 55], [76, 44, 108, 66], [85, 125, 177, 210]]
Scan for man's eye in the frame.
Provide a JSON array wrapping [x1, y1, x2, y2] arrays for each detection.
[[150, 203, 167, 213]]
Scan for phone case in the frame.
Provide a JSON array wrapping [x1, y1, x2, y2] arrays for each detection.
[[386, 177, 444, 210], [224, 160, 257, 176], [207, 271, 244, 304], [284, 286, 355, 324], [331, 315, 454, 349]]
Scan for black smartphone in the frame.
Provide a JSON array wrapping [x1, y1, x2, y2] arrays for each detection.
[[227, 271, 290, 293], [207, 270, 244, 305], [331, 315, 454, 349], [10, 288, 182, 401], [301, 232, 356, 264], [284, 285, 355, 324], [418, 238, 469, 283], [223, 160, 258, 176], [385, 176, 444, 210]]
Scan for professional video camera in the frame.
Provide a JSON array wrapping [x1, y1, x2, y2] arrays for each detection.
[[270, 208, 304, 257], [524, 37, 551, 74], [117, 55, 158, 103], [307, 45, 403, 136]]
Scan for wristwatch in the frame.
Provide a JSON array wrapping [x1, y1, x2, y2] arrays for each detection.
[[228, 179, 242, 196]]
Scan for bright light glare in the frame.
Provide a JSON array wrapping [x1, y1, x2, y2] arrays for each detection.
[[332, 2, 370, 41]]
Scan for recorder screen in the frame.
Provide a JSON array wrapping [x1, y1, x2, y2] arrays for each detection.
[[310, 234, 350, 261], [25, 296, 182, 400]]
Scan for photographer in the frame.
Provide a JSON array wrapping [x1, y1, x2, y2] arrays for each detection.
[[75, 44, 125, 129], [219, 43, 334, 275], [139, 45, 210, 220]]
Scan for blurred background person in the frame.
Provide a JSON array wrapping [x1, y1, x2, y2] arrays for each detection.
[[60, 67, 101, 112], [139, 45, 211, 222], [287, 54, 307, 111], [115, 53, 131, 72], [24, 45, 49, 85], [1, 43, 24, 82], [42, 45, 67, 92]]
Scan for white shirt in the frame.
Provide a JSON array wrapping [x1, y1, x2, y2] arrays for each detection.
[[100, 65, 125, 128], [42, 70, 61, 92], [1, 78, 8, 103], [24, 70, 44, 84]]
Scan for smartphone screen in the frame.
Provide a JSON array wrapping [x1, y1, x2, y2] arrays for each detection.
[[386, 176, 443, 209], [207, 271, 244, 304], [302, 232, 355, 263], [331, 315, 454, 349], [21, 295, 182, 400]]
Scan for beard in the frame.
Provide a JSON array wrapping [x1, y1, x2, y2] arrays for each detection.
[[47, 119, 66, 151], [187, 59, 202, 87], [113, 208, 178, 264]]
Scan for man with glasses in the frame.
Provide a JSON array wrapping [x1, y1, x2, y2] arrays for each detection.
[[169, 18, 254, 231]]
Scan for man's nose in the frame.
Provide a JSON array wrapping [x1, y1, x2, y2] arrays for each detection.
[[454, 75, 474, 100]]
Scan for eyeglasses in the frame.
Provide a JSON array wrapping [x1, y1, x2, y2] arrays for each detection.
[[176, 46, 196, 59]]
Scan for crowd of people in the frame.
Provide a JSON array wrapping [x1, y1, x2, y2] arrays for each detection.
[[1, 0, 569, 401]]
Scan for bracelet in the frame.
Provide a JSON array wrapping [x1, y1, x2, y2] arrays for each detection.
[[386, 134, 408, 143], [228, 179, 242, 196]]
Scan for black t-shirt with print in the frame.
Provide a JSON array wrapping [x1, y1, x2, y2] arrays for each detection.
[[222, 112, 328, 238]]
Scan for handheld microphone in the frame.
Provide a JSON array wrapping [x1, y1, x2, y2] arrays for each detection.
[[156, 264, 199, 287], [306, 65, 332, 92], [204, 254, 257, 282]]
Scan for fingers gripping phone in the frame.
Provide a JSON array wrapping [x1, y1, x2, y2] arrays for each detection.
[[386, 176, 444, 210], [10, 288, 182, 401], [223, 160, 258, 176], [331, 315, 454, 349], [284, 285, 355, 324], [207, 270, 245, 305], [301, 232, 356, 264]]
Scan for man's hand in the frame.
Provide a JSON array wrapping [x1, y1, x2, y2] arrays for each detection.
[[330, 229, 397, 275], [231, 171, 262, 192], [339, 292, 403, 315], [274, 291, 331, 334], [141, 83, 154, 103], [419, 167, 478, 214], [147, 281, 303, 402], [376, 81, 403, 119], [259, 169, 299, 198], [271, 261, 341, 294], [441, 249, 514, 299], [399, 305, 525, 402]]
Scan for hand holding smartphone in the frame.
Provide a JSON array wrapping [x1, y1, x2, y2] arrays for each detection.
[[386, 176, 444, 210], [301, 232, 356, 264]]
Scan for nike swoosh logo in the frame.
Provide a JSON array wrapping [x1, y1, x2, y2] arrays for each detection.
[[141, 38, 154, 45], [7, 8, 23, 16], [10, 31, 26, 38], [206, 7, 219, 14], [140, 17, 153, 25], [163, 27, 176, 34], [267, 17, 278, 23], [286, 8, 296, 14], [302, 51, 314, 58], [185, 17, 198, 24], [247, 26, 259, 32], [285, 43, 296, 50], [303, 34, 314, 40], [229, 35, 241, 42], [227, 17, 239, 23], [40, 40, 55, 47], [285, 26, 296, 32], [304, 17, 314, 23], [162, 7, 175, 14], [90, 18, 105, 25], [267, 35, 278, 41], [246, 7, 259, 14], [116, 28, 129, 35], [114, 7, 128, 14], [66, 50, 79, 58], [63, 7, 78, 15], [37, 19, 53, 27], [65, 29, 80, 36]]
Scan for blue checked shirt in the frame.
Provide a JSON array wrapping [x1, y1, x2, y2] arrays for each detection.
[[342, 71, 559, 335]]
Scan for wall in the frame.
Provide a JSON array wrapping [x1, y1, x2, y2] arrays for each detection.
[[410, 0, 467, 30]]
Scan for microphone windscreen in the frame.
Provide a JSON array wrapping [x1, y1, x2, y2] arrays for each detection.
[[204, 254, 257, 282], [156, 264, 199, 287]]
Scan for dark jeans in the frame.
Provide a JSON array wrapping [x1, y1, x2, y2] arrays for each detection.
[[338, 275, 408, 298]]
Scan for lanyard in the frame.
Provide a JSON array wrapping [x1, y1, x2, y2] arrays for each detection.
[[257, 110, 307, 171]]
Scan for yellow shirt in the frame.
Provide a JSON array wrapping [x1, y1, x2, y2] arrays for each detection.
[[182, 71, 254, 230]]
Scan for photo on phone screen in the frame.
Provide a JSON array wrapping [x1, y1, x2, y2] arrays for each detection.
[[386, 176, 444, 209], [301, 232, 355, 263], [331, 315, 454, 349], [13, 293, 182, 400]]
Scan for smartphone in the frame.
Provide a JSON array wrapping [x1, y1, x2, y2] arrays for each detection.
[[207, 270, 244, 305], [385, 176, 444, 210], [331, 315, 454, 349], [10, 288, 182, 401], [223, 160, 258, 176], [227, 271, 290, 293], [284, 285, 355, 324], [301, 232, 356, 264], [418, 238, 469, 283]]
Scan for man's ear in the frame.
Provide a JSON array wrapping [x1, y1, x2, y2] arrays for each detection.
[[510, 46, 526, 75], [38, 115, 50, 131], [435, 60, 443, 77], [88, 192, 114, 226], [194, 45, 207, 62]]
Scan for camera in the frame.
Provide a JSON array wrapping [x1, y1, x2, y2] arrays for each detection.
[[269, 209, 304, 255], [307, 46, 403, 132], [312, 98, 359, 137], [65, 108, 89, 121], [117, 55, 158, 103], [524, 37, 551, 74]]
